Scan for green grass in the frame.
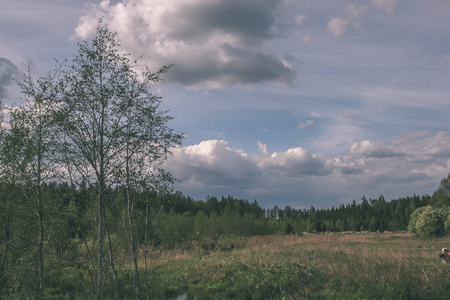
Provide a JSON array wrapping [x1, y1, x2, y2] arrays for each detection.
[[145, 233, 450, 299], [33, 232, 450, 299]]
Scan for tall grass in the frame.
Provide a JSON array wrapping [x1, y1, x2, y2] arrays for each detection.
[[147, 232, 450, 299]]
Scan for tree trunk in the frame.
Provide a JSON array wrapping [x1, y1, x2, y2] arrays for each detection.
[[97, 185, 104, 300], [104, 216, 117, 281], [37, 117, 44, 300], [128, 192, 140, 299], [144, 203, 149, 297], [38, 199, 44, 300]]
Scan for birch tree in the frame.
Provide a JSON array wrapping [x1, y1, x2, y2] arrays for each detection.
[[1, 69, 60, 299], [57, 22, 182, 299]]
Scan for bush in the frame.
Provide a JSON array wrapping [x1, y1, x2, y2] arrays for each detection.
[[408, 206, 427, 234], [408, 205, 450, 237]]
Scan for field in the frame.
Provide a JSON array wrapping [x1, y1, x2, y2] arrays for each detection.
[[144, 232, 450, 299]]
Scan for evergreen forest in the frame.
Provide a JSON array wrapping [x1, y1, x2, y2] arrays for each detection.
[[0, 178, 438, 298]]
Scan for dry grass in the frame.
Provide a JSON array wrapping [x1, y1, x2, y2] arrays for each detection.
[[142, 232, 450, 299], [144, 232, 450, 264]]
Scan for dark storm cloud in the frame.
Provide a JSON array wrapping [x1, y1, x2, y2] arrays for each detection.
[[0, 57, 18, 99], [75, 0, 295, 88], [167, 44, 296, 86], [168, 0, 284, 42]]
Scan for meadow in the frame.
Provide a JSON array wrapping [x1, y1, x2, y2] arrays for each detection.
[[143, 232, 450, 299]]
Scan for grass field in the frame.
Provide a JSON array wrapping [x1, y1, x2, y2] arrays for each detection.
[[144, 232, 450, 299]]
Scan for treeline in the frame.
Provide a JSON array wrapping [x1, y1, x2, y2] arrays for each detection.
[[0, 179, 433, 297], [407, 174, 450, 237], [270, 194, 430, 233], [152, 193, 430, 244], [0, 181, 431, 255]]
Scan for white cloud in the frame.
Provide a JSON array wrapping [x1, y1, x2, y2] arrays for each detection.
[[372, 0, 399, 14], [309, 111, 365, 154], [327, 17, 350, 37], [165, 131, 450, 208], [294, 14, 307, 26], [326, 4, 367, 38], [257, 141, 268, 154], [263, 147, 332, 177], [166, 140, 260, 188], [302, 34, 312, 43], [350, 140, 403, 158], [74, 0, 295, 89], [298, 120, 314, 128], [348, 4, 368, 18]]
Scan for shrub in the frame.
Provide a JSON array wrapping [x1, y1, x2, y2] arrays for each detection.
[[408, 206, 427, 234], [409, 205, 450, 237]]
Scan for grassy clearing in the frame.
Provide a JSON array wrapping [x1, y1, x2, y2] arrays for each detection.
[[146, 232, 450, 299]]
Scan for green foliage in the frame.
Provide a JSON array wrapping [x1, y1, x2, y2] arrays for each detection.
[[429, 174, 450, 207], [157, 210, 195, 247], [408, 206, 428, 234], [285, 222, 295, 234], [45, 267, 95, 299], [0, 175, 440, 298], [265, 194, 429, 234], [408, 205, 450, 237]]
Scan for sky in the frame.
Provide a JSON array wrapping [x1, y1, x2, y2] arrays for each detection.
[[1, 0, 450, 209]]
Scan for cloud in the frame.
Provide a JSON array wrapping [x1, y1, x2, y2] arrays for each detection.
[[347, 4, 367, 30], [0, 58, 18, 99], [302, 34, 312, 43], [166, 140, 261, 188], [262, 147, 332, 177], [326, 4, 367, 38], [371, 0, 398, 14], [327, 17, 350, 37], [74, 0, 295, 89], [298, 120, 314, 128], [294, 14, 307, 26], [257, 141, 268, 154], [325, 3, 397, 38], [350, 140, 404, 158], [348, 4, 368, 19], [165, 131, 450, 208]]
